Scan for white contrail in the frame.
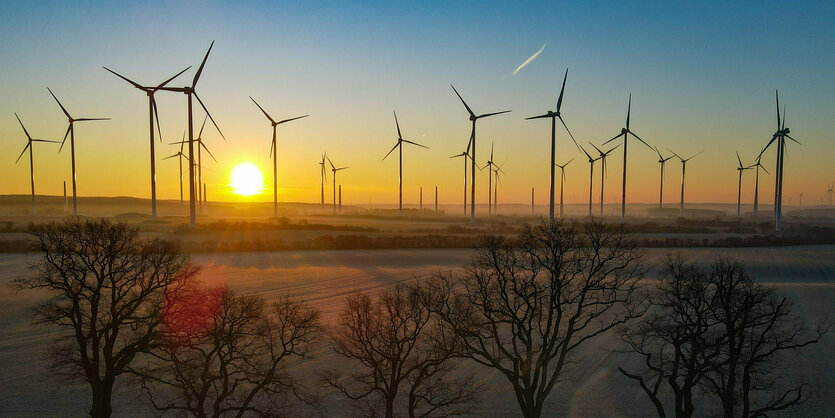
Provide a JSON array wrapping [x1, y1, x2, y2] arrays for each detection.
[[512, 43, 547, 75]]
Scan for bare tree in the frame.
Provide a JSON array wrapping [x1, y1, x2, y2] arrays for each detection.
[[324, 283, 479, 418], [136, 286, 321, 417], [704, 259, 827, 418], [13, 218, 198, 417], [618, 254, 725, 418], [419, 220, 647, 418]]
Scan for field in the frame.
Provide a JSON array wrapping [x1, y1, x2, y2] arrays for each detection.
[[1, 245, 833, 417]]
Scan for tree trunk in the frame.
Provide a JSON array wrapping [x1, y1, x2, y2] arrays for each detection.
[[89, 381, 113, 418]]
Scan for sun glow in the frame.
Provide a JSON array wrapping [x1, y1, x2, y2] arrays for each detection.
[[229, 162, 265, 197]]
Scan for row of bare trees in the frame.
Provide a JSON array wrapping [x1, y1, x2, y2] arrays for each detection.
[[15, 218, 826, 417]]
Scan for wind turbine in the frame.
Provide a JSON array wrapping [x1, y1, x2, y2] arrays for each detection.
[[554, 159, 573, 218], [170, 116, 217, 213], [482, 142, 498, 215], [736, 152, 755, 216], [526, 69, 580, 223], [654, 147, 676, 216], [14, 113, 59, 211], [250, 96, 308, 218], [103, 64, 190, 218], [449, 140, 471, 215], [162, 132, 188, 206], [602, 95, 654, 220], [157, 41, 225, 227], [327, 156, 349, 213], [670, 149, 703, 217], [590, 142, 621, 218], [319, 153, 328, 207], [451, 85, 510, 221], [758, 91, 800, 231], [578, 145, 600, 217], [46, 88, 109, 215], [382, 111, 427, 215], [826, 183, 833, 206], [492, 162, 505, 214], [751, 153, 769, 214]]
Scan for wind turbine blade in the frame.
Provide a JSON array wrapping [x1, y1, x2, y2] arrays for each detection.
[[737, 151, 743, 168], [269, 134, 274, 159], [450, 85, 475, 117], [198, 114, 208, 138], [394, 110, 402, 139], [654, 146, 663, 160], [327, 156, 335, 170], [152, 96, 163, 142], [775, 90, 781, 131], [490, 142, 494, 161], [758, 134, 778, 158], [336, 166, 349, 171], [786, 134, 800, 144], [201, 142, 218, 162], [74, 118, 110, 122], [32, 139, 60, 143], [15, 143, 30, 163], [402, 139, 429, 149], [558, 116, 580, 150], [103, 67, 145, 90], [589, 142, 604, 155], [249, 97, 276, 124], [556, 68, 568, 112], [627, 130, 653, 150], [47, 87, 72, 119], [192, 41, 215, 88], [14, 113, 32, 139], [666, 148, 682, 160], [59, 124, 71, 153], [162, 153, 180, 160], [601, 132, 624, 146], [465, 131, 473, 155], [157, 66, 192, 89], [478, 110, 511, 118], [277, 115, 309, 125], [579, 144, 592, 160], [382, 142, 400, 160], [193, 92, 225, 140], [781, 105, 787, 131], [179, 131, 185, 153], [605, 143, 621, 155], [525, 113, 552, 120], [684, 150, 703, 161]]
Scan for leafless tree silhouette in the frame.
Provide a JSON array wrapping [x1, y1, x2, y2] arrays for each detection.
[[135, 286, 321, 417], [704, 259, 827, 417], [14, 218, 198, 417], [620, 255, 828, 418], [324, 283, 480, 418], [418, 220, 648, 418], [618, 254, 724, 418]]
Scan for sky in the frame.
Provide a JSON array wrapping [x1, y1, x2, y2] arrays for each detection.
[[1, 1, 833, 207]]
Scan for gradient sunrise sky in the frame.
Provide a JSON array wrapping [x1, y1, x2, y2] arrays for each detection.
[[1, 1, 833, 206]]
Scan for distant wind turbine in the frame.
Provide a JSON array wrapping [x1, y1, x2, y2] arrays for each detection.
[[162, 131, 188, 206], [751, 153, 769, 214], [14, 113, 59, 211], [654, 147, 676, 216], [482, 142, 498, 215], [492, 162, 505, 214], [736, 152, 755, 216], [46, 88, 109, 215], [250, 96, 308, 218], [103, 64, 190, 218], [451, 85, 510, 221], [590, 142, 621, 218], [578, 145, 600, 217], [526, 69, 580, 223], [449, 140, 471, 215], [826, 183, 833, 206], [383, 111, 427, 215], [319, 153, 328, 207], [555, 158, 573, 218], [602, 95, 654, 220], [327, 156, 349, 213], [670, 149, 703, 217]]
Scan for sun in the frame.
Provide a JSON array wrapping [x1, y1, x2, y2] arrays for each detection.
[[229, 162, 265, 197]]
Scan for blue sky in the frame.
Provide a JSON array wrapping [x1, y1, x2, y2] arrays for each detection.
[[1, 1, 833, 205]]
